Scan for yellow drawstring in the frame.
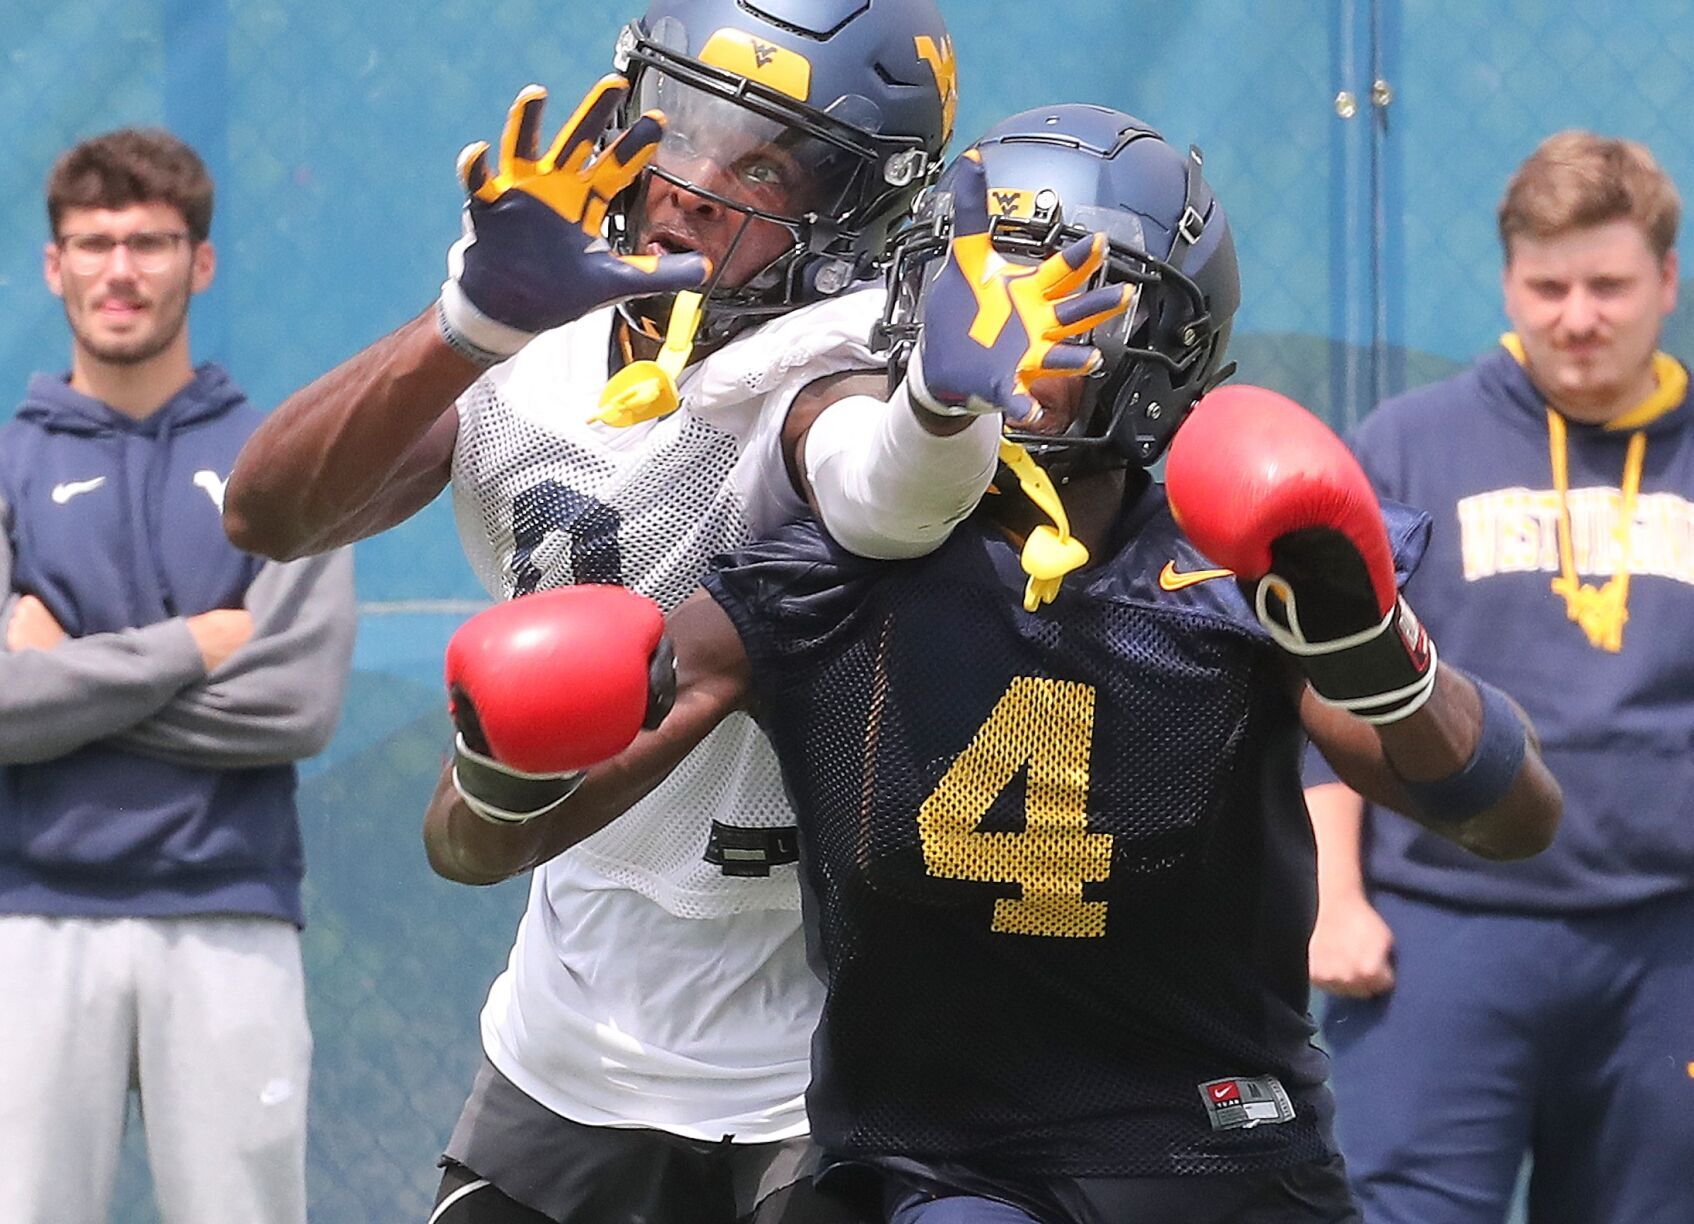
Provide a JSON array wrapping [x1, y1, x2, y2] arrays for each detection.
[[995, 439, 1089, 611], [1547, 410, 1644, 653], [1502, 336, 1687, 653]]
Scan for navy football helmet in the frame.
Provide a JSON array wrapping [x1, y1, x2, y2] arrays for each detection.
[[610, 0, 955, 342], [883, 104, 1240, 468]]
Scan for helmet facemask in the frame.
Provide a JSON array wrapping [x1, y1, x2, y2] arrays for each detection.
[[610, 18, 937, 345], [880, 179, 1225, 475]]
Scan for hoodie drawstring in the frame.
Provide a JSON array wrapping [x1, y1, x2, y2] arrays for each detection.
[[1547, 409, 1643, 653], [1501, 336, 1685, 653]]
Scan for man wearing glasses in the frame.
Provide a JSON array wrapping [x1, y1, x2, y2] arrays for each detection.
[[0, 128, 356, 1224]]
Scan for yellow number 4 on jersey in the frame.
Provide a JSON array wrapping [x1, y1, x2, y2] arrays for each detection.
[[918, 676, 1113, 938]]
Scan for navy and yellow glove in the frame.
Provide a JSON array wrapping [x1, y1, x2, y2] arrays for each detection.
[[437, 77, 712, 365], [906, 151, 1134, 423]]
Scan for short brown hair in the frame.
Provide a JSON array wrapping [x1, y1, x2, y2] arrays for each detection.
[[46, 128, 214, 242], [1498, 130, 1679, 262]]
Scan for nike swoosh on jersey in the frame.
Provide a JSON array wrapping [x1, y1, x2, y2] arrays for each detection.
[[1158, 560, 1234, 591], [51, 476, 107, 504]]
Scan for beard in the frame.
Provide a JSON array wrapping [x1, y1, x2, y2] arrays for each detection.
[[75, 315, 187, 365], [66, 278, 192, 367]]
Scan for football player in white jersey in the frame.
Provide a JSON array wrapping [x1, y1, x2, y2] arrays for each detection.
[[217, 2, 1080, 1220]]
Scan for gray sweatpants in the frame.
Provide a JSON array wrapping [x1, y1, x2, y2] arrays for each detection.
[[0, 913, 311, 1224]]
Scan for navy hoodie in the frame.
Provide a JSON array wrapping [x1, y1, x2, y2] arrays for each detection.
[[0, 364, 353, 925]]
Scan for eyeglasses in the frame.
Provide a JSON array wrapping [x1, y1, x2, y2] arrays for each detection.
[[56, 230, 192, 275]]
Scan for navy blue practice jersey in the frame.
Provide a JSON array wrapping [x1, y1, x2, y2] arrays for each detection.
[[704, 479, 1429, 1181]]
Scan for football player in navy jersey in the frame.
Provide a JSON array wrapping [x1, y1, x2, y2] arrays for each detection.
[[433, 107, 1561, 1224]]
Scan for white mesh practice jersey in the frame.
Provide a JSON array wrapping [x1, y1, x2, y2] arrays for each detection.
[[451, 288, 883, 1138]]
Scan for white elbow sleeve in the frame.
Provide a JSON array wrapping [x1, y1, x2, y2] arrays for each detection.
[[802, 384, 1001, 559]]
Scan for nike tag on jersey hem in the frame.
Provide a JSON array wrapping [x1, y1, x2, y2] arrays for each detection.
[[1198, 1075, 1295, 1130], [1158, 560, 1233, 591]]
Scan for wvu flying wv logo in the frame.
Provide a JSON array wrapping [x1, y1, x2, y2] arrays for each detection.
[[914, 33, 958, 142], [699, 28, 812, 101], [989, 188, 1036, 219]]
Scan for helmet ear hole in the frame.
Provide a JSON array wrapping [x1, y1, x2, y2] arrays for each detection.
[[1107, 362, 1189, 468], [1106, 317, 1236, 466]]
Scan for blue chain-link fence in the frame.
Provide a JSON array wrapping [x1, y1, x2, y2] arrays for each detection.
[[4, 2, 1692, 1219]]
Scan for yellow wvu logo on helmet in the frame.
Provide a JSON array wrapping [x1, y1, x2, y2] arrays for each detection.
[[914, 34, 958, 144], [987, 187, 1036, 219], [699, 28, 812, 101]]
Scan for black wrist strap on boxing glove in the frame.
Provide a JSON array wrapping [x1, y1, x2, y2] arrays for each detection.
[[1256, 580, 1438, 725], [451, 733, 585, 826]]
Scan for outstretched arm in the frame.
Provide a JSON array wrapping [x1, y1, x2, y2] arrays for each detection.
[[783, 370, 1001, 561], [783, 151, 1133, 561], [109, 550, 357, 767], [223, 315, 468, 560], [1302, 667, 1558, 861], [423, 589, 750, 884], [225, 77, 709, 561], [1167, 385, 1561, 861]]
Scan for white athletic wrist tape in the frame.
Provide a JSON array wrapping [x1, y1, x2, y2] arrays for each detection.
[[437, 227, 534, 363], [803, 381, 1000, 560], [437, 283, 531, 366]]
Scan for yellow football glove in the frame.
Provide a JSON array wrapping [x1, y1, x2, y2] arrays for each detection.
[[438, 77, 711, 364]]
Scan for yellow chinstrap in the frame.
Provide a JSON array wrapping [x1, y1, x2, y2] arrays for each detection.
[[998, 439, 1089, 612], [593, 291, 706, 428]]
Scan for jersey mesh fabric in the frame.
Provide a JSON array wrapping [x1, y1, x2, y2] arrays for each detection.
[[451, 291, 881, 1139], [453, 343, 747, 609], [709, 510, 1338, 1178], [452, 290, 884, 918]]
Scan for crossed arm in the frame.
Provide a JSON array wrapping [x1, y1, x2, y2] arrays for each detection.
[[1, 514, 356, 768]]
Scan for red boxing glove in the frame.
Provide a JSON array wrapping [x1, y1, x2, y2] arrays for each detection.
[[445, 586, 675, 823], [1166, 385, 1435, 724]]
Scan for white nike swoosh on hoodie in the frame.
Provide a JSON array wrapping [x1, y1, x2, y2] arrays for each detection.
[[51, 476, 107, 504]]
